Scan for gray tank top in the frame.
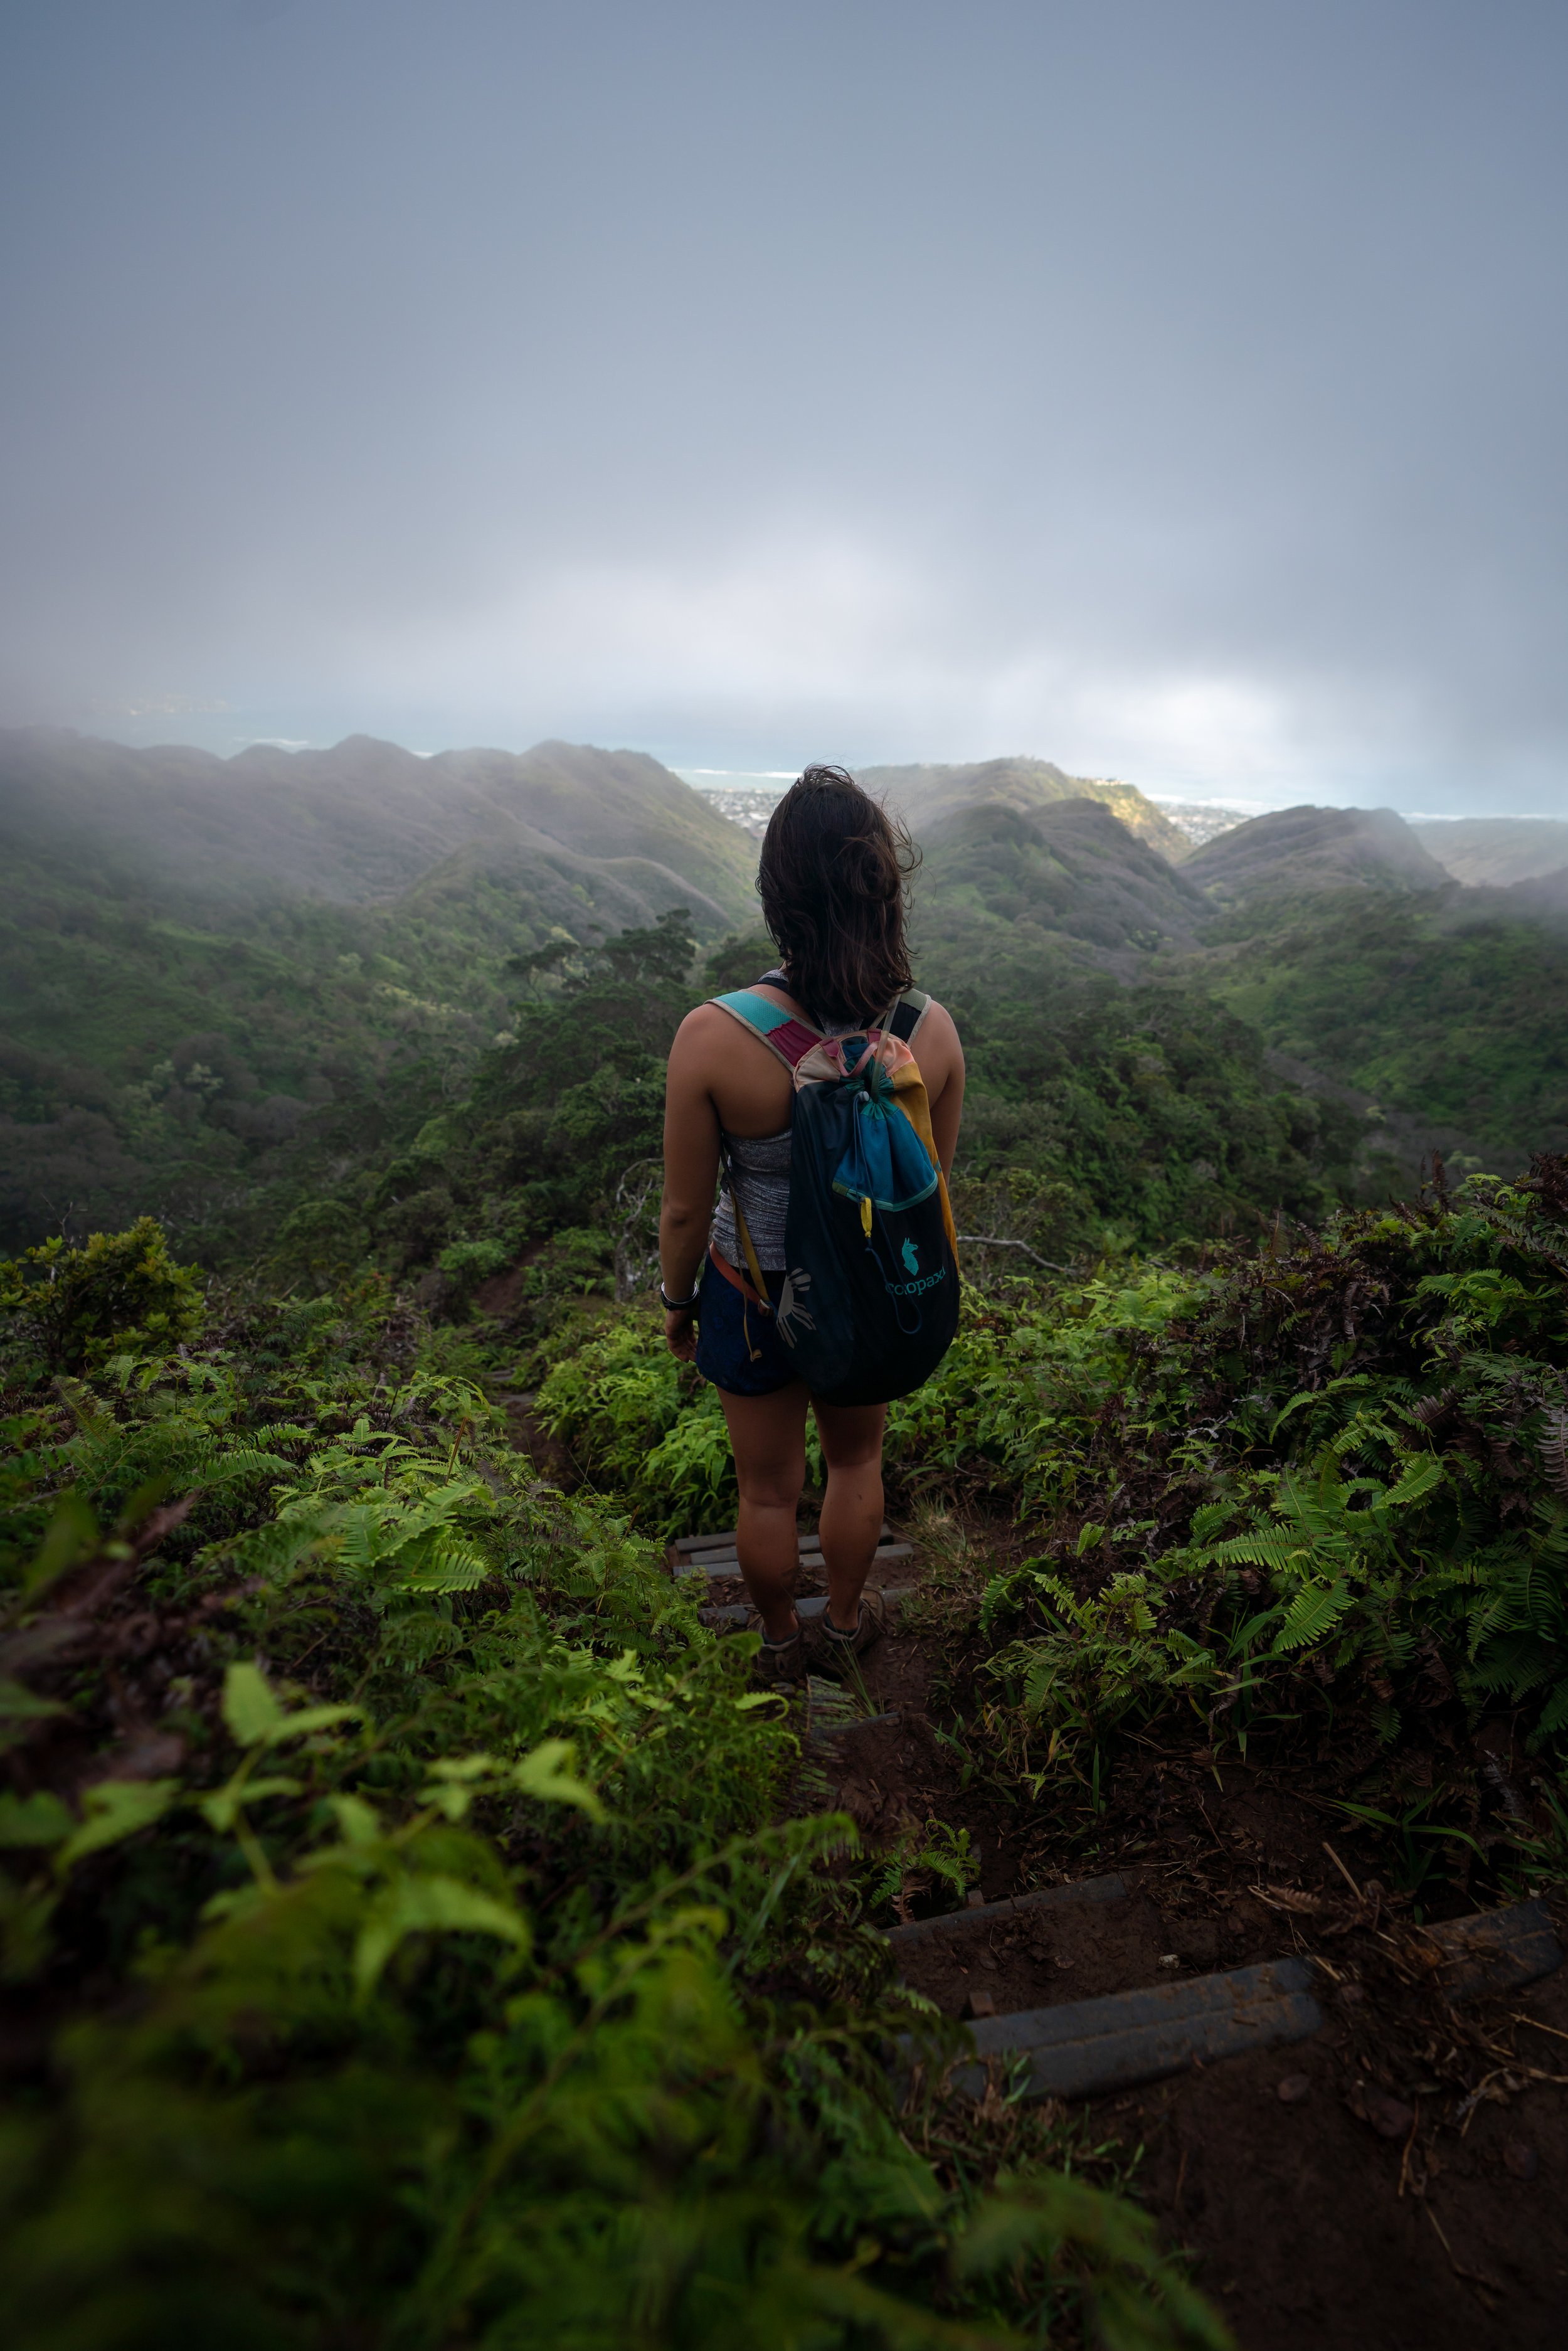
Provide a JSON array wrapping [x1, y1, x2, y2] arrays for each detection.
[[709, 972, 881, 1275], [711, 1127, 794, 1271]]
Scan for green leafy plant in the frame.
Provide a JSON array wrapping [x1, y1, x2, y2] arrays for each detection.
[[0, 1215, 203, 1374], [864, 1816, 981, 1923], [0, 1228, 1225, 2350]]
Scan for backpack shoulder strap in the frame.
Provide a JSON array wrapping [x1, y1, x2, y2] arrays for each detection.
[[884, 987, 933, 1046], [709, 990, 821, 1071]]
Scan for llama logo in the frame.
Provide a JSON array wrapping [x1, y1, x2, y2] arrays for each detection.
[[901, 1237, 921, 1277], [775, 1268, 815, 1346]]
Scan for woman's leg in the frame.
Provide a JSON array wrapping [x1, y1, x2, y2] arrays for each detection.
[[718, 1381, 811, 1642], [812, 1399, 888, 1633]]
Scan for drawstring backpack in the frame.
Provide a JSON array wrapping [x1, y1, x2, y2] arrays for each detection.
[[707, 979, 961, 1407]]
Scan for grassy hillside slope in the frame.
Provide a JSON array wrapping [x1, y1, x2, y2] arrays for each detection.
[[1416, 815, 1568, 887], [0, 731, 761, 1251], [0, 1221, 1234, 2351], [0, 728, 758, 922], [1184, 803, 1453, 904], [1179, 806, 1568, 1183], [913, 797, 1205, 971], [863, 756, 1191, 862]]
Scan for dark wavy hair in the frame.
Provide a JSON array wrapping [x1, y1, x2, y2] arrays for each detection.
[[757, 765, 919, 1025]]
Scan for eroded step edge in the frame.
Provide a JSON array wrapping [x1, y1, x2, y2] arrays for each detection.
[[1423, 1897, 1562, 2000], [887, 1874, 1128, 1946], [700, 1586, 913, 1629], [674, 1522, 892, 1556], [903, 1958, 1322, 2105], [900, 1900, 1565, 2106], [676, 1542, 913, 1581], [805, 1673, 900, 1743], [810, 1711, 901, 1743]]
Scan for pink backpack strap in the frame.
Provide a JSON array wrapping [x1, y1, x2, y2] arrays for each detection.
[[709, 989, 822, 1072]]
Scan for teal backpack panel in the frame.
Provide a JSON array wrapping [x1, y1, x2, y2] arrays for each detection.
[[711, 990, 959, 1407]]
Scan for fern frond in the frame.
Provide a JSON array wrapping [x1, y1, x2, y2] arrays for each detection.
[[1273, 1579, 1353, 1653], [395, 1543, 492, 1595], [1188, 1501, 1233, 1544], [1541, 1406, 1568, 1497], [1327, 1412, 1397, 1461], [1206, 1532, 1312, 1575], [1384, 1455, 1446, 1510]]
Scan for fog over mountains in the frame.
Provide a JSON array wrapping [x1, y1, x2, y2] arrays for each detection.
[[2, 723, 1565, 1255], [1411, 817, 1568, 890], [863, 758, 1192, 864], [0, 728, 758, 935], [7, 723, 1562, 936]]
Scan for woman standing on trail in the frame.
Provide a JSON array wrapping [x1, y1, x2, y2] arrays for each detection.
[[658, 765, 965, 1683]]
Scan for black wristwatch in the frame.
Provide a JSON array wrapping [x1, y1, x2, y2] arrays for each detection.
[[660, 1283, 700, 1313]]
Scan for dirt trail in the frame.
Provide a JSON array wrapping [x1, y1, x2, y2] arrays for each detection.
[[688, 1520, 1568, 2351]]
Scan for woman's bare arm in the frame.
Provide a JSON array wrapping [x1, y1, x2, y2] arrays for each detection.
[[919, 1001, 966, 1177], [659, 1009, 726, 1356]]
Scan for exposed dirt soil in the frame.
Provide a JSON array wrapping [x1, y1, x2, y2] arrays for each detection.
[[893, 1881, 1182, 2014], [500, 1392, 576, 1484], [1116, 1960, 1568, 2351], [692, 1523, 1568, 2350], [471, 1241, 550, 1322]]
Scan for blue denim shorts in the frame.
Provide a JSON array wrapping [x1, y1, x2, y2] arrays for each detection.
[[694, 1253, 800, 1396]]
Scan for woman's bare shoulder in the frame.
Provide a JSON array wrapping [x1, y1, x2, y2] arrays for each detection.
[[916, 994, 963, 1051], [668, 997, 787, 1076], [670, 1000, 737, 1055]]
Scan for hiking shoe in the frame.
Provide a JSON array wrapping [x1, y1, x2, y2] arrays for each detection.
[[806, 1588, 886, 1675], [746, 1612, 807, 1687]]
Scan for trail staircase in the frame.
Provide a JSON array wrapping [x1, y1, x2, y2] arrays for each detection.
[[666, 1519, 1564, 2101]]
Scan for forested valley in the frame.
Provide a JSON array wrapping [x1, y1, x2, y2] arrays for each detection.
[[4, 728, 1568, 2348]]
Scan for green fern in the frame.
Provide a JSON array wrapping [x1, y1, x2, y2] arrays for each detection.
[[1275, 1578, 1353, 1652]]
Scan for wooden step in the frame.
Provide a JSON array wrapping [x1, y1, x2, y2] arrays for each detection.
[[893, 1897, 1562, 2106], [886, 1874, 1128, 1947], [699, 1586, 913, 1628], [812, 1710, 901, 1743], [675, 1540, 912, 1582], [928, 1958, 1322, 2103], [1422, 1896, 1562, 2000], [805, 1674, 899, 1744], [673, 1522, 891, 1556]]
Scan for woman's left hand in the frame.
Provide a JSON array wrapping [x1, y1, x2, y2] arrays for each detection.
[[665, 1307, 699, 1362]]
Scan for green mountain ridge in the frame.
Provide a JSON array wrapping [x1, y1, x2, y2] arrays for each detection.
[[1507, 862, 1568, 921], [1183, 800, 1454, 902], [1414, 814, 1568, 887], [862, 754, 1193, 862], [1167, 801, 1568, 1181], [912, 796, 1205, 974], [3, 733, 1565, 1259], [0, 727, 758, 928], [0, 729, 761, 1251]]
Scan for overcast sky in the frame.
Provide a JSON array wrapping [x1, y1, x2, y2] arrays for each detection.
[[2, 1, 1564, 815]]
